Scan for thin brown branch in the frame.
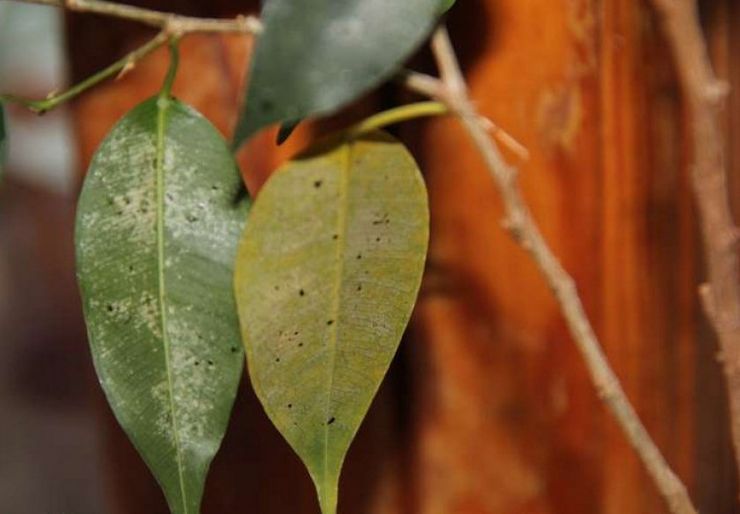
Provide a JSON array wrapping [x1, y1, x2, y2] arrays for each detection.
[[13, 0, 262, 35], [648, 0, 740, 479], [3, 0, 262, 113], [404, 26, 698, 514]]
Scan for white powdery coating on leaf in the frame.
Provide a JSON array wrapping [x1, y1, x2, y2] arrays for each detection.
[[162, 141, 243, 256]]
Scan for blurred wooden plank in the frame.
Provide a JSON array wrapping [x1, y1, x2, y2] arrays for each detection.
[[64, 0, 740, 513]]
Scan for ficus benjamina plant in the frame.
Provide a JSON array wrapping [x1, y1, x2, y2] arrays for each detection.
[[1, 1, 457, 513], [1, 1, 711, 513]]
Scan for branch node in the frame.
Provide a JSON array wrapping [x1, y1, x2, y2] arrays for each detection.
[[705, 79, 731, 104], [116, 59, 135, 80]]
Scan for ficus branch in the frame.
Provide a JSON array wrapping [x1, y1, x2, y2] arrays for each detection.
[[15, 0, 262, 35], [0, 31, 168, 113], [1, 0, 261, 114], [0, 1, 707, 509], [648, 0, 740, 480], [403, 26, 698, 514]]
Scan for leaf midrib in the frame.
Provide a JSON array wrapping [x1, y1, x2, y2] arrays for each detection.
[[322, 142, 353, 505], [155, 97, 189, 514]]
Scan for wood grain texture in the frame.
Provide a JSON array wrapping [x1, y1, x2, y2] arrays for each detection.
[[66, 0, 739, 512]]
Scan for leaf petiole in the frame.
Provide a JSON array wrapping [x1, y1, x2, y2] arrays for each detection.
[[343, 101, 448, 140], [160, 37, 181, 100]]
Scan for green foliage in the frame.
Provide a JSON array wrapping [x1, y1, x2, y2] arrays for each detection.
[[75, 97, 249, 514], [440, 0, 456, 13], [233, 0, 443, 148], [233, 131, 429, 514]]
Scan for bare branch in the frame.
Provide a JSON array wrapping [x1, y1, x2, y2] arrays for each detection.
[[648, 0, 740, 476], [405, 26, 698, 514], [2, 0, 262, 113], [12, 0, 262, 35]]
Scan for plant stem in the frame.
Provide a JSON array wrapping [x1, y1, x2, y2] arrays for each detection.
[[160, 38, 180, 100], [1, 31, 168, 114], [1, 0, 261, 114], [344, 101, 447, 139], [404, 26, 698, 514], [14, 0, 262, 35], [648, 0, 740, 479]]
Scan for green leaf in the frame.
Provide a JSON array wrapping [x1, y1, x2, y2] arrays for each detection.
[[234, 131, 429, 514], [233, 0, 442, 149], [75, 97, 249, 514], [439, 0, 456, 13]]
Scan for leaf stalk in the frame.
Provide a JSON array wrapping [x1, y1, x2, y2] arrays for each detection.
[[344, 101, 448, 140]]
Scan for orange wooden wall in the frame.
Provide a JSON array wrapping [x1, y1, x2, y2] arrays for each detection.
[[66, 0, 739, 513]]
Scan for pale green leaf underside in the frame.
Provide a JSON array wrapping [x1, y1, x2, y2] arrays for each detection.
[[76, 98, 249, 514], [234, 131, 429, 514], [233, 0, 442, 147]]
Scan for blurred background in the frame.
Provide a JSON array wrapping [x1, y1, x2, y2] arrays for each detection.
[[0, 0, 739, 513]]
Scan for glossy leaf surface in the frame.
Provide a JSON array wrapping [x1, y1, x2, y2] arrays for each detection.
[[233, 0, 442, 148], [234, 131, 429, 514], [76, 97, 249, 514]]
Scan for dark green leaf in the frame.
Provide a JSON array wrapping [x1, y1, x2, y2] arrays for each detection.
[[233, 0, 442, 148], [440, 0, 456, 13], [234, 131, 429, 514], [76, 97, 249, 514]]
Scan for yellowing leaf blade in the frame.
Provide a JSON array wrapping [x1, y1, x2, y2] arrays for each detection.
[[234, 131, 429, 514]]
